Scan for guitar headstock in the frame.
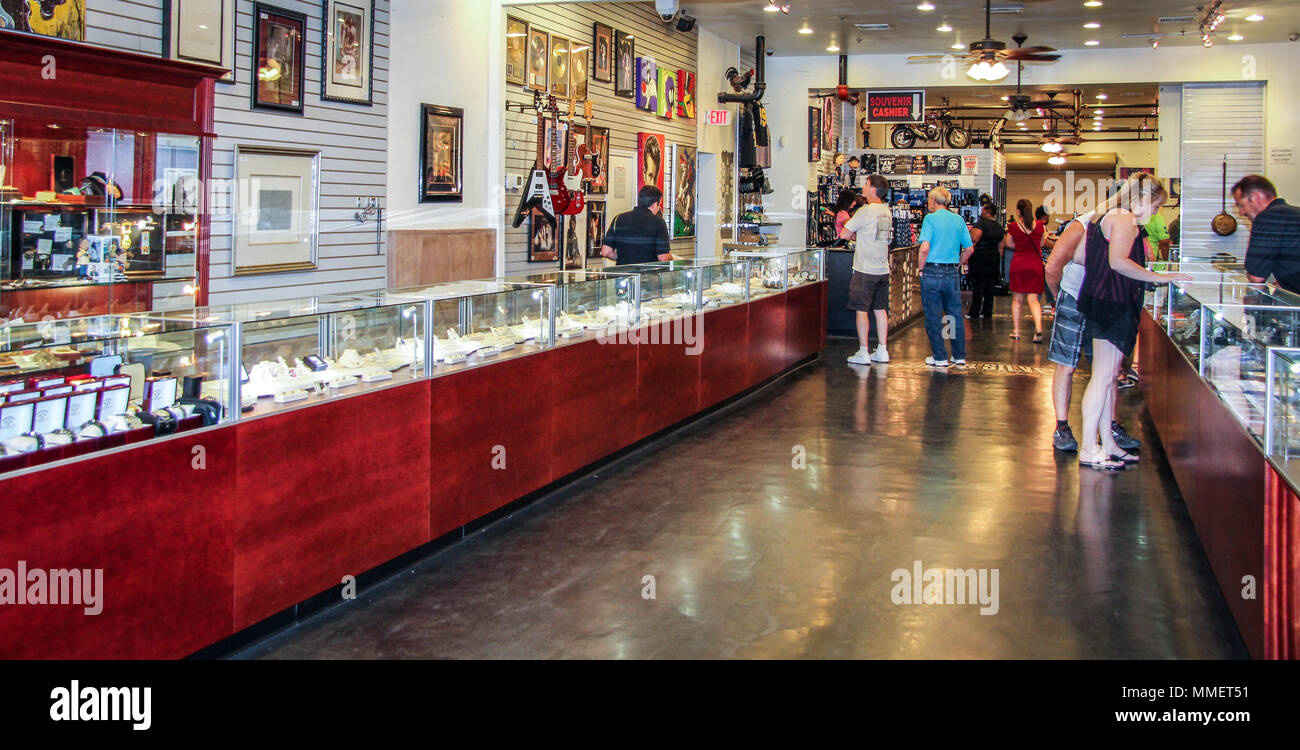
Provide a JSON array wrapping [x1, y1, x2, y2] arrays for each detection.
[[532, 90, 544, 114], [583, 100, 593, 123], [546, 95, 558, 117], [566, 96, 577, 122]]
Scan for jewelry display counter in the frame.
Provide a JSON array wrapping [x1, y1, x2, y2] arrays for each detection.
[[0, 274, 828, 658], [502, 270, 639, 343], [730, 247, 825, 300], [1139, 267, 1300, 659]]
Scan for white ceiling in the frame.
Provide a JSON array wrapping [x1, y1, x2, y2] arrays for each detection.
[[681, 0, 1300, 56]]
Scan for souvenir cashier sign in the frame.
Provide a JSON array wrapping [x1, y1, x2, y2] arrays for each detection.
[[866, 90, 925, 124]]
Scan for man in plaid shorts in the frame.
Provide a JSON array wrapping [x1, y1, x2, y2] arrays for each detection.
[[1044, 212, 1142, 453]]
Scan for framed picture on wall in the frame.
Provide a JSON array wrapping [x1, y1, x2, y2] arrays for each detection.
[[526, 27, 549, 90], [1, 0, 84, 39], [528, 208, 558, 263], [506, 16, 529, 86], [592, 22, 613, 84], [614, 30, 635, 98], [636, 57, 657, 111], [586, 202, 606, 259], [657, 68, 675, 119], [672, 145, 696, 239], [676, 70, 696, 120], [163, 0, 236, 82], [822, 96, 834, 149], [808, 107, 821, 162], [232, 145, 319, 275], [549, 36, 570, 98], [563, 214, 583, 270], [570, 38, 589, 100], [587, 126, 610, 195], [251, 3, 307, 114], [638, 133, 665, 193], [419, 104, 464, 203], [321, 0, 374, 105]]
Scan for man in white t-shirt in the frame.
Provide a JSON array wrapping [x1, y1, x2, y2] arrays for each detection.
[[839, 173, 893, 365]]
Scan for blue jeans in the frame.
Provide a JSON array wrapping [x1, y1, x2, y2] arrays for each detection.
[[921, 264, 966, 362]]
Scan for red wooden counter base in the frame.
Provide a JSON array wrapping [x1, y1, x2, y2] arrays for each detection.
[[0, 283, 826, 658]]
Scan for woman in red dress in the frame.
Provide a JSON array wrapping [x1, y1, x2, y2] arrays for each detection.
[[1003, 199, 1046, 341]]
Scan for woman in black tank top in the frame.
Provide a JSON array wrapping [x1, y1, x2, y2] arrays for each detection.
[[1076, 175, 1190, 469]]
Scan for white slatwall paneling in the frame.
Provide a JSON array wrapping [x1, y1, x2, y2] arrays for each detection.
[[1180, 82, 1265, 258], [85, 0, 164, 53], [502, 1, 698, 275]]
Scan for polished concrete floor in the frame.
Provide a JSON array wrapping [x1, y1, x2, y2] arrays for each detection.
[[237, 301, 1248, 659]]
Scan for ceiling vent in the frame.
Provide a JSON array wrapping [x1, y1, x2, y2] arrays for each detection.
[[1156, 15, 1196, 24], [853, 23, 892, 31], [990, 5, 1025, 14]]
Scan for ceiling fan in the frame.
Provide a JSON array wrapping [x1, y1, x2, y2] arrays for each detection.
[[907, 0, 1061, 80]]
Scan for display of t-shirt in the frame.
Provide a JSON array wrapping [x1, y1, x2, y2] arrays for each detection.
[[918, 208, 972, 264], [844, 203, 892, 275]]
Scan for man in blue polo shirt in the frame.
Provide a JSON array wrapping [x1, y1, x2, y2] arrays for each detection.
[[1234, 175, 1300, 293], [918, 186, 974, 367]]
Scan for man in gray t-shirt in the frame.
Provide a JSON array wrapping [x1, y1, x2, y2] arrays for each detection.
[[840, 174, 894, 365]]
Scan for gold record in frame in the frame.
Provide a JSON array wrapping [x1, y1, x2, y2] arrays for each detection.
[[526, 26, 548, 90], [569, 38, 588, 100], [549, 36, 569, 98], [506, 16, 528, 86]]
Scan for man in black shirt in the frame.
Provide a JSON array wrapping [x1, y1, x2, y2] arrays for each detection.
[[601, 186, 674, 265], [1235, 174, 1300, 292], [965, 203, 1004, 318]]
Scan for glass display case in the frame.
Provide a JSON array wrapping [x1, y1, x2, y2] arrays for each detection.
[[164, 295, 427, 417], [1156, 280, 1300, 369], [503, 270, 639, 340], [1, 120, 204, 321], [380, 280, 555, 372], [696, 257, 752, 308], [612, 262, 702, 321], [1266, 347, 1300, 461], [729, 247, 826, 298], [0, 313, 235, 470]]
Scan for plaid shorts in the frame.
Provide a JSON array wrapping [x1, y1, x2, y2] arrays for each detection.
[[1048, 290, 1092, 368]]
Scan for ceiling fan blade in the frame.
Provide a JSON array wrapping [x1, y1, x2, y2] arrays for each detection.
[[1009, 54, 1062, 62], [1030, 100, 1072, 108], [1014, 45, 1057, 54], [906, 55, 951, 61]]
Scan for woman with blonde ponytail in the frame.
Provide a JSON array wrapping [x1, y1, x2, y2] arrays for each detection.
[[1076, 173, 1191, 470]]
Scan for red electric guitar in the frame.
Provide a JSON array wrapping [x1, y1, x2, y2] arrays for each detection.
[[560, 98, 585, 216], [513, 92, 567, 227]]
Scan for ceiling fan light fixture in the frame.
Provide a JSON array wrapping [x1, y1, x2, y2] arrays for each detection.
[[1048, 155, 1066, 166], [1041, 141, 1063, 153], [967, 61, 992, 80], [988, 61, 1009, 80]]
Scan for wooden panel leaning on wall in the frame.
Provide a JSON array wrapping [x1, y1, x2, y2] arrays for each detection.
[[388, 229, 497, 287]]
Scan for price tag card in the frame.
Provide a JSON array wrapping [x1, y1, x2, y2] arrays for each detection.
[[96, 386, 129, 419]]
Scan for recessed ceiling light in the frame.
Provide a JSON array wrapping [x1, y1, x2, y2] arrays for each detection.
[[937, 23, 953, 32], [917, 2, 936, 11], [798, 25, 813, 34], [1094, 109, 1104, 115], [1228, 33, 1243, 41], [1084, 22, 1100, 29], [1083, 1, 1102, 7], [951, 42, 965, 49], [1096, 93, 1108, 100], [827, 44, 841, 52], [1085, 40, 1100, 46], [1246, 14, 1263, 22], [763, 3, 780, 12]]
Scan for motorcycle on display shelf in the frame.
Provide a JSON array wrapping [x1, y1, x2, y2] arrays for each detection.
[[889, 109, 972, 150]]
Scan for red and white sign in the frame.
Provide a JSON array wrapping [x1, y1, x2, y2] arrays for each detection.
[[706, 109, 731, 126], [865, 90, 925, 123], [962, 155, 979, 175]]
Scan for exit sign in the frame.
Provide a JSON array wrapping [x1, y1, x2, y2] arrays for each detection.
[[706, 109, 731, 126]]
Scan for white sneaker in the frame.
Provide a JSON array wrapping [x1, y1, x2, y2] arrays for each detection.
[[952, 358, 967, 366], [870, 346, 890, 363], [847, 347, 872, 365], [925, 356, 950, 367]]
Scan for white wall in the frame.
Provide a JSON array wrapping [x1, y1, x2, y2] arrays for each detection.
[[694, 26, 740, 259], [763, 42, 1300, 246], [386, 0, 504, 262]]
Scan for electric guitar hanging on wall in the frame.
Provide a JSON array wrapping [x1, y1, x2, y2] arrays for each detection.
[[576, 100, 597, 180], [513, 91, 561, 228], [560, 97, 585, 216]]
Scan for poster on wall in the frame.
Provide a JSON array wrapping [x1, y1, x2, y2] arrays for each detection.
[[677, 70, 696, 120], [672, 145, 696, 239], [563, 214, 583, 270], [322, 0, 373, 105], [570, 38, 589, 100], [0, 0, 84, 39], [526, 27, 548, 90], [419, 104, 463, 203], [587, 126, 610, 195], [822, 96, 834, 149], [637, 57, 658, 112], [232, 145, 319, 275], [592, 22, 613, 84], [586, 202, 606, 259], [638, 133, 665, 193], [962, 155, 979, 175], [251, 3, 306, 114], [505, 16, 528, 86], [808, 107, 821, 163], [549, 36, 570, 98], [614, 30, 635, 98], [657, 68, 676, 119], [528, 208, 558, 262], [163, 0, 236, 82]]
